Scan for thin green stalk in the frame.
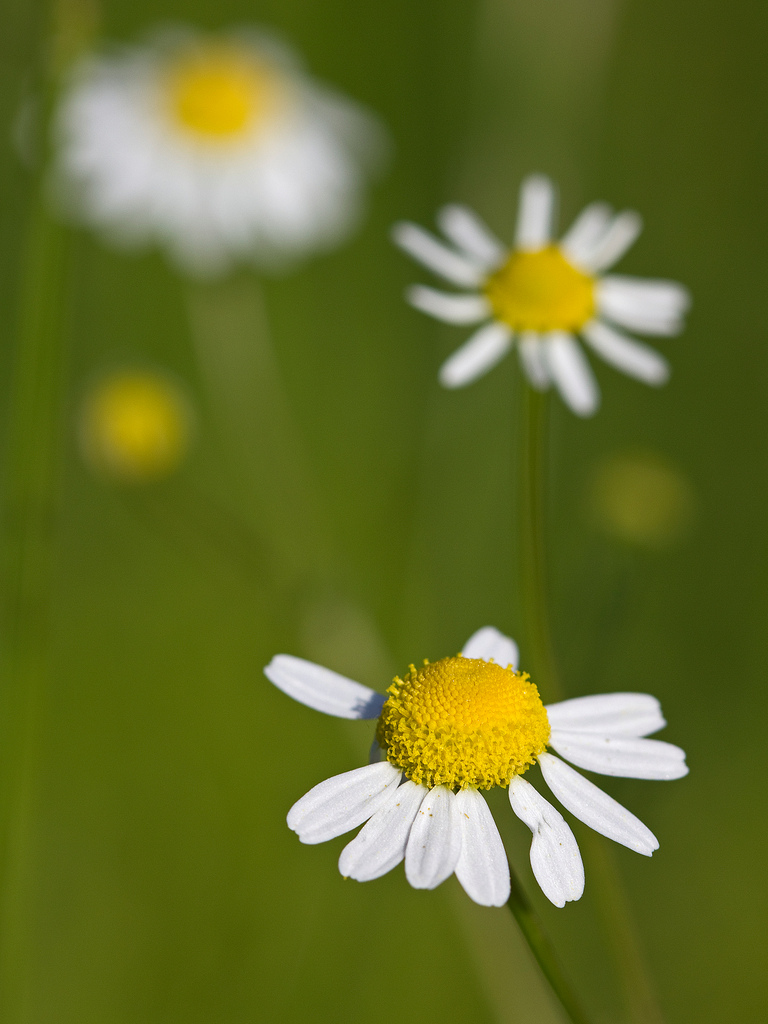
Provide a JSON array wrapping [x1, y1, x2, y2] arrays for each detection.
[[514, 383, 666, 1024], [507, 870, 592, 1024], [185, 276, 336, 585], [0, 4, 97, 1018], [0, 173, 71, 1024], [518, 386, 562, 700]]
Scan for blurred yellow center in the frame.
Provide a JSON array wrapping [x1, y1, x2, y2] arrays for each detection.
[[170, 48, 278, 138], [485, 246, 595, 331], [376, 656, 550, 790], [81, 373, 190, 483]]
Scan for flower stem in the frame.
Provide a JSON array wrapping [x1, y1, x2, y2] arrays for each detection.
[[0, 140, 71, 1024], [506, 870, 592, 1024], [514, 384, 667, 1024], [0, 3, 98, 1017], [517, 386, 562, 700]]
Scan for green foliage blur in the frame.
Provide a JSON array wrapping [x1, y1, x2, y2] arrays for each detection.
[[1, 0, 767, 1022]]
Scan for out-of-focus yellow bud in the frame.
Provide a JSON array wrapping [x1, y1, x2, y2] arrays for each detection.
[[79, 370, 193, 483], [589, 451, 695, 549]]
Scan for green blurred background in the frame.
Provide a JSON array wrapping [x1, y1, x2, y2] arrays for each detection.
[[1, 0, 767, 1022]]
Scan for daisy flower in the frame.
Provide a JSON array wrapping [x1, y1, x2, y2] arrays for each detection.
[[393, 175, 690, 416], [52, 26, 386, 275], [264, 626, 687, 908]]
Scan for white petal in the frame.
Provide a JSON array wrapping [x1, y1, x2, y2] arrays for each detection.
[[545, 693, 666, 737], [544, 332, 600, 416], [597, 276, 690, 336], [392, 222, 484, 287], [559, 203, 613, 266], [581, 320, 669, 386], [515, 175, 556, 250], [406, 285, 490, 325], [338, 780, 425, 881], [454, 789, 510, 907], [578, 211, 642, 272], [287, 762, 402, 844], [438, 322, 513, 388], [538, 753, 658, 855], [548, 731, 688, 780], [405, 786, 462, 889], [518, 331, 551, 390], [437, 204, 506, 268], [461, 626, 519, 669], [508, 777, 584, 907], [264, 654, 385, 719]]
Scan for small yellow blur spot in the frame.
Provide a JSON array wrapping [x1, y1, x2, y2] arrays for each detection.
[[79, 370, 192, 483], [589, 451, 695, 548]]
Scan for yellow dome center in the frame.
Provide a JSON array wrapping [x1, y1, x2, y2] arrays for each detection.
[[169, 47, 279, 139], [485, 245, 595, 331], [376, 656, 550, 790]]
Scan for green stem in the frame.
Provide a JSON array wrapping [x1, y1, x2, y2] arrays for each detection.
[[0, 169, 71, 1024], [515, 384, 666, 1024], [507, 870, 592, 1024], [0, 4, 97, 1017], [518, 386, 562, 700]]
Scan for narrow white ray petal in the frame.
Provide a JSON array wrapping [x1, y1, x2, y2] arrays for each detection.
[[545, 332, 600, 417], [597, 276, 691, 336], [560, 203, 613, 266], [438, 322, 513, 389], [287, 762, 402, 845], [405, 786, 462, 889], [406, 285, 491, 325], [265, 655, 386, 719], [518, 331, 551, 390], [581, 320, 669, 386], [548, 731, 689, 780], [461, 626, 519, 670], [339, 780, 425, 882], [600, 275, 691, 315], [515, 175, 556, 250], [508, 777, 584, 907], [545, 693, 666, 737], [454, 789, 510, 907], [437, 204, 507, 268], [392, 222, 484, 287], [578, 211, 642, 272], [538, 753, 658, 855]]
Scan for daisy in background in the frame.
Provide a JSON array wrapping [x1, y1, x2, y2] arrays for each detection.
[[265, 626, 687, 908], [52, 25, 387, 276], [393, 176, 690, 416]]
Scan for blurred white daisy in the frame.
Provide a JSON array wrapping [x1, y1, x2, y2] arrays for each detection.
[[52, 26, 387, 275], [393, 176, 690, 416], [265, 626, 687, 908]]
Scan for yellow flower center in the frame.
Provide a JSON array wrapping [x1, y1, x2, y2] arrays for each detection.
[[485, 245, 596, 331], [169, 47, 280, 139], [376, 656, 550, 790]]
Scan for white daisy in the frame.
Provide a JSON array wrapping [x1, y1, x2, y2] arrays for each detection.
[[264, 626, 687, 908], [52, 26, 386, 276], [393, 175, 690, 416]]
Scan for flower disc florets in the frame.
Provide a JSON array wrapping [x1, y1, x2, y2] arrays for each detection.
[[167, 45, 284, 141], [376, 656, 550, 790], [484, 245, 595, 332]]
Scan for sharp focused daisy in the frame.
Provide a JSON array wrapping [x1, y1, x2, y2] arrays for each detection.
[[265, 626, 687, 908], [53, 26, 386, 275], [393, 176, 690, 416]]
